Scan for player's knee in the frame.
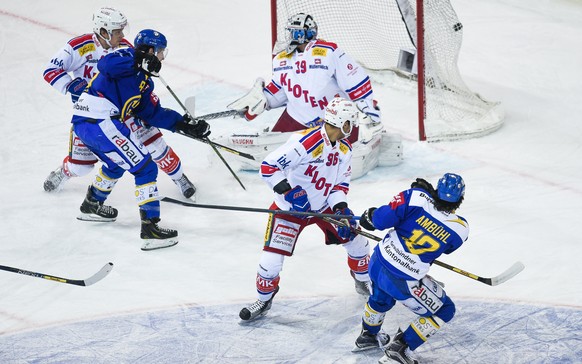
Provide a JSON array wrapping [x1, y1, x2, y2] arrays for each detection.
[[258, 251, 285, 279], [133, 159, 158, 185], [434, 296, 455, 323], [66, 161, 95, 177]]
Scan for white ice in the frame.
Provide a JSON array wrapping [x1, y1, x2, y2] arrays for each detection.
[[0, 0, 581, 363]]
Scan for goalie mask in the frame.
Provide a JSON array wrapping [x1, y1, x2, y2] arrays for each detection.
[[135, 29, 168, 59], [93, 7, 128, 48], [324, 97, 359, 138], [285, 13, 318, 53]]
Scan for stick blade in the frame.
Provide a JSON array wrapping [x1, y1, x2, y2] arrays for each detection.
[[82, 262, 114, 286], [490, 261, 525, 286]]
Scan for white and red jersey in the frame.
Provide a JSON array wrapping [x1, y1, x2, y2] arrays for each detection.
[[260, 126, 352, 212], [264, 39, 375, 128], [42, 33, 132, 95]]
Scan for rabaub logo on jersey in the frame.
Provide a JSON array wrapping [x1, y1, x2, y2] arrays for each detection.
[[411, 285, 442, 312], [112, 135, 143, 165]]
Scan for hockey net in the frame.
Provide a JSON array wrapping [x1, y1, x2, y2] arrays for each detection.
[[271, 0, 504, 142]]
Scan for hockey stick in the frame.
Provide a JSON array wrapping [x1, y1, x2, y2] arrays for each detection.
[[158, 76, 246, 190], [184, 98, 245, 120], [177, 132, 255, 160], [0, 262, 114, 287], [161, 196, 358, 220], [323, 217, 525, 286]]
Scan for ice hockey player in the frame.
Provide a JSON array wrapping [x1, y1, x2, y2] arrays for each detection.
[[71, 29, 211, 251], [227, 13, 381, 144], [239, 97, 372, 321], [43, 7, 197, 199], [352, 174, 469, 363]]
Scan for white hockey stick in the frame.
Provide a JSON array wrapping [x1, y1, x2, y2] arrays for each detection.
[[0, 262, 114, 287]]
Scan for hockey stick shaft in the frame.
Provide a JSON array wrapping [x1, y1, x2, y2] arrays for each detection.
[[323, 217, 524, 286], [158, 76, 246, 190], [176, 131, 255, 160], [161, 196, 358, 219], [0, 262, 114, 287], [197, 109, 244, 120]]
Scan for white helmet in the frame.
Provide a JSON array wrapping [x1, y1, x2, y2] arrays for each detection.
[[324, 97, 359, 138], [93, 7, 127, 35], [285, 13, 318, 53]]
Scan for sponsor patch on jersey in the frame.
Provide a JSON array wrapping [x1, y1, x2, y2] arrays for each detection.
[[339, 142, 349, 154], [312, 48, 328, 57], [78, 43, 96, 56], [311, 144, 323, 158], [277, 51, 293, 59], [389, 192, 405, 209]]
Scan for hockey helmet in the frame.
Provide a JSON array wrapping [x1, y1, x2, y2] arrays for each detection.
[[285, 13, 318, 53], [324, 97, 359, 137], [93, 7, 127, 34], [134, 29, 168, 57], [437, 173, 465, 203]]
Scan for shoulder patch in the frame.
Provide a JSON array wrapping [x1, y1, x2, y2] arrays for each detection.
[[312, 48, 328, 57], [312, 143, 324, 158], [314, 39, 338, 50], [276, 51, 293, 59], [78, 43, 96, 56]]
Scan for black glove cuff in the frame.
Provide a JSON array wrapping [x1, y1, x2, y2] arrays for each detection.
[[332, 202, 348, 212], [274, 179, 292, 194], [360, 207, 377, 231]]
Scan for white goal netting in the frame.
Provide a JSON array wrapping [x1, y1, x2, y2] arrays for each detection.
[[272, 0, 504, 141]]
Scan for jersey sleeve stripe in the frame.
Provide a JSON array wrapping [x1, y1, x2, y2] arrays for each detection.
[[43, 68, 67, 85], [339, 139, 353, 151], [345, 77, 373, 101], [314, 40, 338, 50], [299, 128, 323, 153], [265, 81, 281, 96], [260, 161, 280, 177], [68, 34, 94, 49]]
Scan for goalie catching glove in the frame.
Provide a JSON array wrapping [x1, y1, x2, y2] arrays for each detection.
[[175, 115, 211, 138], [227, 78, 268, 121]]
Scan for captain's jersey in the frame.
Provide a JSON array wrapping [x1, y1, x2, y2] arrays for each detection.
[[260, 127, 352, 212], [71, 48, 181, 131], [43, 33, 132, 96], [264, 39, 376, 128], [371, 188, 470, 280]]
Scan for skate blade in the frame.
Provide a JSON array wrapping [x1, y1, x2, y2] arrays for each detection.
[[77, 213, 116, 222], [141, 238, 179, 251]]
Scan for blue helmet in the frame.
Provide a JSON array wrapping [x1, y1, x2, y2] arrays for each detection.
[[134, 29, 167, 53], [437, 173, 465, 203], [285, 13, 318, 53]]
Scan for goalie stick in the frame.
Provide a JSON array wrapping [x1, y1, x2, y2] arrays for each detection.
[[0, 262, 114, 287], [323, 217, 525, 286], [161, 196, 359, 220]]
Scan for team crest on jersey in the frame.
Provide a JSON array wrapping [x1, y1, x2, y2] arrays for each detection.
[[312, 48, 327, 57], [78, 43, 96, 56]]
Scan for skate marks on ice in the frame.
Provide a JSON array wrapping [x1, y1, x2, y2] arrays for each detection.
[[0, 297, 579, 363]]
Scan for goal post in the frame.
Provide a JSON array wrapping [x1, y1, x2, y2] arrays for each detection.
[[270, 0, 504, 142]]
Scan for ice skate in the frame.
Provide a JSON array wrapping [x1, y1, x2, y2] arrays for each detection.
[[352, 329, 390, 352], [140, 211, 178, 251], [43, 166, 70, 192], [173, 174, 196, 199], [77, 187, 118, 222], [351, 271, 373, 297], [379, 329, 418, 364], [239, 286, 279, 321]]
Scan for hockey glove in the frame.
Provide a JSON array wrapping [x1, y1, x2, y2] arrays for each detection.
[[284, 185, 311, 214], [359, 207, 377, 231], [135, 51, 162, 77], [411, 178, 436, 198], [227, 78, 267, 121], [176, 115, 211, 138], [334, 206, 358, 240], [67, 77, 88, 103], [355, 99, 381, 124]]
